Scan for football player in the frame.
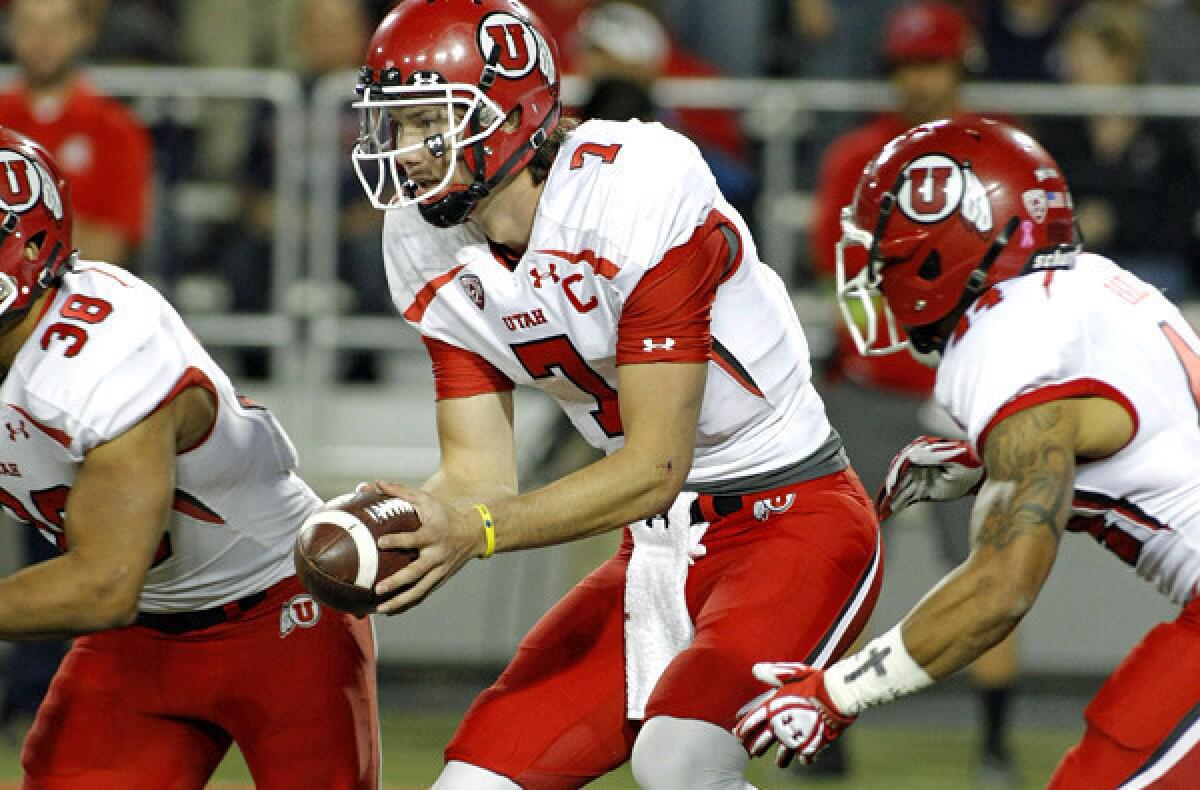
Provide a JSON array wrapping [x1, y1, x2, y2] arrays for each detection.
[[736, 117, 1200, 788], [0, 127, 379, 788], [350, 1, 881, 788], [807, 3, 1021, 781]]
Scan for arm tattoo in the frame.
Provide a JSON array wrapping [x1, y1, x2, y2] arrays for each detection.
[[976, 405, 1074, 550]]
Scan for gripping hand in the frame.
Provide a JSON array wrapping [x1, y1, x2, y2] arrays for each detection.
[[734, 663, 856, 768], [875, 436, 984, 521]]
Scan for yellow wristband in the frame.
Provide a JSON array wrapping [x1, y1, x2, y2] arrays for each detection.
[[474, 504, 496, 559]]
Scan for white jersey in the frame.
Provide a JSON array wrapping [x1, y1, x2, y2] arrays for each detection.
[[0, 263, 318, 613], [383, 119, 838, 489], [938, 253, 1200, 604]]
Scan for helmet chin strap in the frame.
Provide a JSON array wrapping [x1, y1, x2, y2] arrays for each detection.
[[907, 215, 1020, 354], [418, 179, 492, 229]]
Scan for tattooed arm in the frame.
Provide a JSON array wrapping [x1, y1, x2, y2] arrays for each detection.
[[734, 397, 1134, 757], [898, 396, 1133, 680]]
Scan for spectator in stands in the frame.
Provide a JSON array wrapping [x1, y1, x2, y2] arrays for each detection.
[[218, 0, 389, 382], [571, 1, 756, 214], [529, 0, 595, 67], [0, 0, 152, 267], [656, 0, 772, 76], [1144, 0, 1200, 170], [787, 0, 899, 80], [179, 0, 299, 181], [968, 0, 1080, 82], [1038, 0, 1200, 298], [781, 0, 906, 206], [807, 2, 1020, 784], [0, 0, 153, 747], [87, 0, 178, 64]]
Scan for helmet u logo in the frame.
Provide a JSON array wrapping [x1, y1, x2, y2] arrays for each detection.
[[898, 154, 964, 224], [479, 14, 538, 78], [0, 153, 40, 214]]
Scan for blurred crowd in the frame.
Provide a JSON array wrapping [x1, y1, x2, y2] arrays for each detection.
[[0, 0, 1194, 312]]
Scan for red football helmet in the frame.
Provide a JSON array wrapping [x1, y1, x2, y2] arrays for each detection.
[[836, 117, 1079, 358], [352, 0, 561, 226], [0, 127, 75, 319]]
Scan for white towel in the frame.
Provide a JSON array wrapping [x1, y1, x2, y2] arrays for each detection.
[[624, 491, 709, 719]]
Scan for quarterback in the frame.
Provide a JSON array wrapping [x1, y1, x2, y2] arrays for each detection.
[[0, 127, 379, 789], [736, 118, 1200, 788], [350, 1, 881, 788]]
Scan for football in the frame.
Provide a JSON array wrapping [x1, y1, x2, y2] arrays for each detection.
[[293, 489, 421, 616]]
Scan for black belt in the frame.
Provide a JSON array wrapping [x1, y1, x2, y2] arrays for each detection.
[[134, 590, 268, 635], [689, 494, 745, 524]]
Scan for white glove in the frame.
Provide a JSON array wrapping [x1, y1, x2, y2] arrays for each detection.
[[734, 663, 855, 768], [875, 435, 984, 521]]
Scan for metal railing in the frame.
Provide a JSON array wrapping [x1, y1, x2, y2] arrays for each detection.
[[44, 68, 1200, 488], [11, 68, 1196, 664]]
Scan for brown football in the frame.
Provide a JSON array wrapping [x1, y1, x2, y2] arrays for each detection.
[[293, 490, 420, 616]]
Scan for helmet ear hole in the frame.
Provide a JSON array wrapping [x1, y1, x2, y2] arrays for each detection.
[[25, 230, 46, 260], [501, 106, 522, 132], [917, 250, 942, 281]]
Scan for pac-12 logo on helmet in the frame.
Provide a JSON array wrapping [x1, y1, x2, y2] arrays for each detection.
[[0, 150, 63, 221]]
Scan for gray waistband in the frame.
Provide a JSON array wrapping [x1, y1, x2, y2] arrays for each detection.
[[684, 428, 848, 496]]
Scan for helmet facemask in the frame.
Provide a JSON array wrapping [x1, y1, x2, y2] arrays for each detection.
[[352, 76, 506, 212], [835, 205, 910, 359], [0, 214, 25, 317]]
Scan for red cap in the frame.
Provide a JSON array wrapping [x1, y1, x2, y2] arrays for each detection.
[[883, 1, 971, 65]]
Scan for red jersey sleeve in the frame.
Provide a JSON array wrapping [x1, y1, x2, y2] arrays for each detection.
[[423, 336, 514, 400], [96, 105, 152, 245], [615, 210, 737, 365], [62, 96, 153, 246]]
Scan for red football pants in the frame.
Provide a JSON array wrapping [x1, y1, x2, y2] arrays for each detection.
[[1050, 595, 1200, 789], [22, 576, 380, 790], [444, 468, 882, 789]]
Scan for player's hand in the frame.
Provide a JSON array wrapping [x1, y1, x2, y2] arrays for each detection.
[[875, 435, 984, 521], [369, 481, 481, 615], [734, 663, 856, 768]]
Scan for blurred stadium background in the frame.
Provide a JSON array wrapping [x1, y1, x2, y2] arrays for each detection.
[[0, 0, 1198, 787]]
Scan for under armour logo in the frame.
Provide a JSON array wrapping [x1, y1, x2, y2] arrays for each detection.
[[5, 421, 29, 441], [529, 263, 560, 288], [642, 338, 676, 352], [843, 646, 892, 683], [407, 71, 444, 86]]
